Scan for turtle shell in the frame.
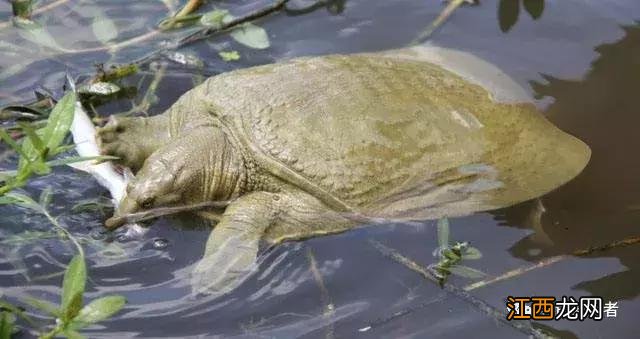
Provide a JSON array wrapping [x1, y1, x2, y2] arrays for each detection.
[[191, 51, 590, 220]]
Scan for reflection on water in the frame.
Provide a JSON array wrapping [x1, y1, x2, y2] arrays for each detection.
[[1, 0, 640, 338]]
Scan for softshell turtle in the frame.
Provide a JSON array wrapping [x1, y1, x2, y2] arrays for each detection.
[[97, 46, 590, 294]]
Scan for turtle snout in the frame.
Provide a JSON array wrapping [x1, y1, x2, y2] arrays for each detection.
[[105, 196, 139, 230]]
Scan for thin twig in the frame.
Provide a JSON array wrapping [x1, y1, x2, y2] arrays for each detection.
[[368, 240, 549, 338], [465, 234, 640, 291], [463, 256, 563, 291], [411, 0, 477, 45], [105, 200, 231, 228], [307, 247, 335, 339]]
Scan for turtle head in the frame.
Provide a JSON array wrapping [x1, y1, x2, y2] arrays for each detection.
[[105, 153, 186, 229], [104, 127, 245, 230]]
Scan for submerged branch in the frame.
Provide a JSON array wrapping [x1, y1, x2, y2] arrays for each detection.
[[368, 240, 550, 338], [365, 234, 640, 333]]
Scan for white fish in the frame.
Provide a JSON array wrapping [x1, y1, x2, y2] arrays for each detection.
[[68, 99, 127, 203], [65, 77, 147, 238]]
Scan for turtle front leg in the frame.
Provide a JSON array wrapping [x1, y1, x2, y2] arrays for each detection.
[[191, 191, 355, 296], [97, 114, 171, 172], [191, 191, 283, 296]]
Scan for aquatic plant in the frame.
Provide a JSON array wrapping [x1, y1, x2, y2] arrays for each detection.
[[0, 190, 125, 339], [0, 92, 114, 196], [0, 84, 126, 338], [429, 218, 485, 286], [30, 255, 125, 339], [8, 0, 33, 20], [0, 255, 126, 339]]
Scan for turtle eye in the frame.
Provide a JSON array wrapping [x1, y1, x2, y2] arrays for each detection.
[[140, 197, 154, 209]]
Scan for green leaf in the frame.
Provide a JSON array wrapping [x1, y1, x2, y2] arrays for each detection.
[[92, 16, 118, 44], [61, 256, 86, 320], [22, 296, 61, 317], [17, 122, 45, 156], [448, 265, 486, 279], [437, 217, 449, 248], [62, 329, 86, 339], [15, 92, 75, 174], [523, 0, 544, 20], [200, 9, 230, 28], [0, 301, 20, 314], [24, 159, 50, 176], [2, 192, 42, 212], [71, 295, 125, 329], [0, 299, 38, 330], [0, 311, 15, 339], [230, 23, 270, 49], [14, 135, 44, 175], [442, 248, 461, 261], [63, 288, 83, 324], [498, 0, 520, 33], [462, 246, 483, 260], [42, 91, 76, 154], [433, 264, 451, 274], [219, 50, 240, 61]]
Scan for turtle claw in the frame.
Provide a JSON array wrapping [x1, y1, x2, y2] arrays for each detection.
[[97, 116, 149, 171]]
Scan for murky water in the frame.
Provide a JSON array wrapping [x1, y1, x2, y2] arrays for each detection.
[[1, 0, 640, 338]]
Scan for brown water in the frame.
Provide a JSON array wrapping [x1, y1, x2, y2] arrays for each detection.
[[1, 0, 640, 338]]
